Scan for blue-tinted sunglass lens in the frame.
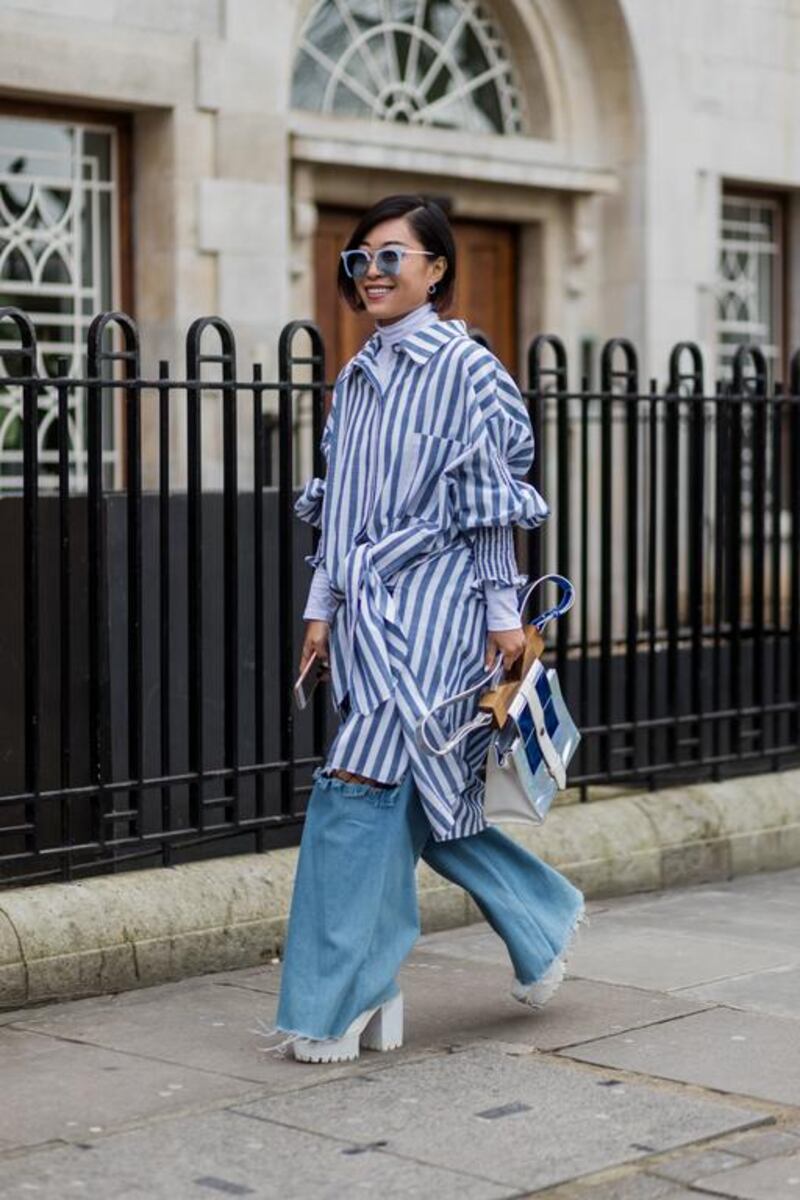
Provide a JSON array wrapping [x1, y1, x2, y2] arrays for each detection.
[[343, 251, 370, 279], [375, 248, 402, 275]]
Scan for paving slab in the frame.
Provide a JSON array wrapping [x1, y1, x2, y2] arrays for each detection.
[[597, 895, 800, 955], [3, 978, 411, 1094], [726, 1128, 800, 1160], [0, 1026, 262, 1151], [204, 962, 283, 996], [415, 924, 512, 966], [1, 866, 796, 1198], [596, 869, 800, 910], [7, 978, 291, 1083], [533, 870, 800, 935], [674, 963, 800, 1020], [693, 1149, 800, 1199], [232, 1043, 768, 1193], [689, 867, 800, 903], [419, 919, 794, 992], [401, 952, 711, 1051], [415, 918, 592, 971], [564, 1172, 701, 1198], [648, 1145, 750, 1183], [0, 1107, 509, 1200], [6, 944, 710, 1091], [561, 1007, 800, 1106], [560, 925, 796, 992]]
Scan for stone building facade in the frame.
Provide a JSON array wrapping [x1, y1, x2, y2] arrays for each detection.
[[1, 0, 799, 486]]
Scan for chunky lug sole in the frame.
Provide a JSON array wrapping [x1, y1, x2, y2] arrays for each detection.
[[511, 955, 566, 1009], [291, 992, 404, 1063], [511, 906, 589, 1011]]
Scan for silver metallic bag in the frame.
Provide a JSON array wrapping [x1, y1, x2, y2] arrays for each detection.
[[415, 575, 580, 825]]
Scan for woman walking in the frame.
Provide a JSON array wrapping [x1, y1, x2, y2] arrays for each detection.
[[270, 194, 585, 1062]]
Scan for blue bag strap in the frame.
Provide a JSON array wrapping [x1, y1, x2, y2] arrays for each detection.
[[415, 573, 576, 758], [518, 573, 575, 632]]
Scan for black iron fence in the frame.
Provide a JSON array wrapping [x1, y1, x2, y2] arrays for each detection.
[[1, 307, 798, 886], [530, 337, 799, 790]]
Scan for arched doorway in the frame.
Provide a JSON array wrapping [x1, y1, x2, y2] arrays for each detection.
[[287, 0, 639, 376], [290, 0, 551, 376]]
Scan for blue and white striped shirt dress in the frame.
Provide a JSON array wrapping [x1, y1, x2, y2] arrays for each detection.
[[295, 317, 549, 842]]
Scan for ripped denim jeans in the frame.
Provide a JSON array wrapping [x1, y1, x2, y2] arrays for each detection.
[[273, 765, 585, 1040]]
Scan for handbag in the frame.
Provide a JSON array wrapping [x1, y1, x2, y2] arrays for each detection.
[[414, 574, 580, 825]]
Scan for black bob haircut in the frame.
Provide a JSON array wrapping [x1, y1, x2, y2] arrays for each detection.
[[337, 194, 457, 314]]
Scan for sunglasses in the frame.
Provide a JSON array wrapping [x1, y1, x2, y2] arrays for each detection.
[[340, 246, 436, 280]]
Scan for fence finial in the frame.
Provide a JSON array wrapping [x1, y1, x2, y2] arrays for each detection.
[[731, 343, 767, 397], [527, 334, 567, 393], [0, 306, 38, 377], [668, 342, 704, 395], [600, 338, 638, 394], [87, 311, 140, 379]]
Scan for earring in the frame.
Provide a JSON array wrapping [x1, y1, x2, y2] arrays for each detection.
[[427, 282, 437, 294]]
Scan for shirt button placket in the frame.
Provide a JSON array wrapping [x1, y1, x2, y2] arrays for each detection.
[[356, 366, 383, 544]]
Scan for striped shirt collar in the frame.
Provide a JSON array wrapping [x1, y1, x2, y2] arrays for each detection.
[[342, 317, 469, 380]]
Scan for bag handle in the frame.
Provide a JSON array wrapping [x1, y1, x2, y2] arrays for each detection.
[[519, 573, 575, 632], [415, 573, 575, 758]]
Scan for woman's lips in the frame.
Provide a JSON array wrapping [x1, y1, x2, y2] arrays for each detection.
[[364, 286, 394, 300]]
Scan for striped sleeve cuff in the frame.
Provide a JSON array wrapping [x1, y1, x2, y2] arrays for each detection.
[[470, 525, 527, 588]]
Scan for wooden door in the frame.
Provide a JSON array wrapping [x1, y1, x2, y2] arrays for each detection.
[[314, 207, 518, 380]]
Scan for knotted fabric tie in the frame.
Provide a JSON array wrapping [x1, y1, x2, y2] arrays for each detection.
[[342, 543, 403, 714]]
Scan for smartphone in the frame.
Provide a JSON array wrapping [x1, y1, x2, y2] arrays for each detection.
[[293, 651, 328, 710]]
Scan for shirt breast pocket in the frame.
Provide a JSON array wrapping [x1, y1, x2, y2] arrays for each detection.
[[388, 432, 472, 520]]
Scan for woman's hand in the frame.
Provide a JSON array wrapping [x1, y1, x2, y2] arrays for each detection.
[[485, 627, 525, 673], [300, 620, 331, 678]]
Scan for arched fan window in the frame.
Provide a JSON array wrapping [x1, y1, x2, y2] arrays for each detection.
[[292, 0, 526, 135]]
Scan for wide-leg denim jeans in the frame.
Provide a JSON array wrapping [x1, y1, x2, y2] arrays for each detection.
[[274, 766, 585, 1040]]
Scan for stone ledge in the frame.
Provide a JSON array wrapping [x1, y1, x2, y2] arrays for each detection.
[[1, 768, 798, 1010]]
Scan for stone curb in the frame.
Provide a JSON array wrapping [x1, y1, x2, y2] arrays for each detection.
[[1, 768, 798, 1010]]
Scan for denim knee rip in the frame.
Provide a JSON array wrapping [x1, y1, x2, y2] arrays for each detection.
[[312, 764, 406, 807]]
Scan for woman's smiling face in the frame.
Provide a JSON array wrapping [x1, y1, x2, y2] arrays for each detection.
[[354, 216, 447, 325]]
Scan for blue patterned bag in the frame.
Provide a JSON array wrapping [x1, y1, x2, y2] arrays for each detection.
[[415, 575, 580, 825]]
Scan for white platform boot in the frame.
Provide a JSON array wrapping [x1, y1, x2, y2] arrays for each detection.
[[511, 906, 589, 1011], [511, 954, 567, 1009], [291, 991, 404, 1063]]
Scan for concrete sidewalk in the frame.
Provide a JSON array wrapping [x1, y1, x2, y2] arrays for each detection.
[[1, 868, 799, 1199]]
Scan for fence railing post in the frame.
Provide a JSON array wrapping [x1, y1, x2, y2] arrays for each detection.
[[185, 316, 238, 831], [669, 342, 705, 768], [0, 308, 40, 860], [527, 334, 567, 594], [789, 350, 800, 753], [277, 320, 326, 816], [600, 338, 637, 777], [88, 312, 141, 856]]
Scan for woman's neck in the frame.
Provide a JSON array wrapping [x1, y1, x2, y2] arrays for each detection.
[[375, 300, 437, 345]]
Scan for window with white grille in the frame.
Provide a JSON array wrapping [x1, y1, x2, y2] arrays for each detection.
[[717, 192, 784, 386], [0, 113, 122, 491]]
